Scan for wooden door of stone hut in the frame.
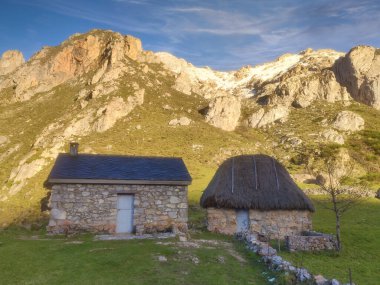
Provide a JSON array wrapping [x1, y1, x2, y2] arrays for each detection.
[[116, 194, 134, 233], [236, 210, 249, 232]]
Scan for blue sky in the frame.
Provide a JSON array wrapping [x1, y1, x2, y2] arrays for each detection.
[[1, 0, 380, 70]]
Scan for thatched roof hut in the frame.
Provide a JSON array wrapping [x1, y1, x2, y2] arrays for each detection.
[[200, 154, 314, 212]]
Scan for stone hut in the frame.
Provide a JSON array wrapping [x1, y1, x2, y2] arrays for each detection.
[[46, 144, 192, 235], [200, 154, 314, 239]]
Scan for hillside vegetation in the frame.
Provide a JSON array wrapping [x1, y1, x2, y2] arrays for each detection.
[[0, 29, 379, 228]]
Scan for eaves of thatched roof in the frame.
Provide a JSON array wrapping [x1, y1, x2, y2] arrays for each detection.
[[200, 154, 315, 212]]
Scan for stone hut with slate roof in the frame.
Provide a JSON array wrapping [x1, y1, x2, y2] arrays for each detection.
[[200, 154, 314, 239], [46, 143, 192, 235]]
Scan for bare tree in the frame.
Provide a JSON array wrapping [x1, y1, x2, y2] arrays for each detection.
[[310, 158, 365, 252]]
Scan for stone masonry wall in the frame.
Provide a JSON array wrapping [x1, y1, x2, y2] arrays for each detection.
[[206, 208, 312, 239], [48, 183, 188, 234], [206, 208, 237, 235], [249, 210, 312, 239], [286, 232, 337, 251]]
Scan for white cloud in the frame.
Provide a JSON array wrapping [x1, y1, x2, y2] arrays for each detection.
[[17, 0, 380, 69]]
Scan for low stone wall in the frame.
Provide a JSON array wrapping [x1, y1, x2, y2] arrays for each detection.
[[48, 184, 188, 234], [286, 231, 337, 251], [304, 187, 377, 198], [239, 233, 348, 285], [206, 208, 312, 239]]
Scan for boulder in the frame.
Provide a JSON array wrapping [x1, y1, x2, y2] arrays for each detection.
[[320, 129, 345, 145], [205, 96, 241, 131], [330, 279, 340, 285], [0, 50, 24, 76], [50, 208, 66, 220], [172, 72, 192, 95], [296, 268, 312, 282], [334, 45, 380, 109], [0, 135, 9, 146], [332, 111, 364, 132], [257, 244, 277, 256], [248, 105, 289, 128], [314, 275, 328, 285], [168, 117, 192, 126], [93, 91, 144, 132]]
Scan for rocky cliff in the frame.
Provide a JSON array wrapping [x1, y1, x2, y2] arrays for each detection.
[[0, 29, 379, 226]]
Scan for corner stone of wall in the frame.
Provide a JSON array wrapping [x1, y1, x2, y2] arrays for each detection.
[[47, 183, 188, 235]]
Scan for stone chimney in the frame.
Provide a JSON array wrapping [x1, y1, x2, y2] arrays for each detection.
[[69, 142, 79, 156]]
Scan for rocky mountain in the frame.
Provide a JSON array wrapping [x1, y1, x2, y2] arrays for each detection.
[[0, 29, 379, 226]]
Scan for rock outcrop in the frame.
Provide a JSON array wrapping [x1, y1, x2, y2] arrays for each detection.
[[205, 96, 241, 131], [254, 49, 349, 109], [0, 50, 24, 76], [332, 111, 365, 132], [172, 72, 193, 95], [0, 136, 9, 146], [248, 105, 289, 128], [168, 117, 192, 126], [0, 31, 142, 101], [93, 93, 144, 132], [320, 129, 345, 145], [334, 45, 380, 109]]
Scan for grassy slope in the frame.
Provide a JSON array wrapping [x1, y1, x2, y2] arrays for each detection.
[[0, 54, 379, 284], [278, 197, 380, 285], [0, 229, 271, 285]]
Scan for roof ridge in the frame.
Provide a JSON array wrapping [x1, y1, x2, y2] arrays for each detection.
[[58, 153, 184, 160]]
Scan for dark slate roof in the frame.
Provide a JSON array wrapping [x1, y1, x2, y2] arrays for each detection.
[[47, 153, 192, 185]]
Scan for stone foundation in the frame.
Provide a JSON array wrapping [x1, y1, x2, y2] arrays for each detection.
[[206, 208, 312, 239], [48, 184, 188, 234], [285, 231, 337, 251]]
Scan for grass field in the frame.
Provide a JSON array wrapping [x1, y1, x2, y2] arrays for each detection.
[[0, 197, 379, 285], [0, 54, 379, 284], [0, 228, 275, 285], [278, 197, 380, 285]]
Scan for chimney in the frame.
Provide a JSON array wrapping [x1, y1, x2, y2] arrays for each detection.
[[69, 142, 79, 156]]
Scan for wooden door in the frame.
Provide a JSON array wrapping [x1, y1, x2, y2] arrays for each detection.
[[116, 195, 134, 234]]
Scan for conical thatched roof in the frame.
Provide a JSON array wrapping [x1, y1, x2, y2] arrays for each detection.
[[200, 154, 315, 212]]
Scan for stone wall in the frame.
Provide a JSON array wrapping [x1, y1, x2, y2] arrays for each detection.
[[249, 210, 312, 239], [206, 208, 312, 239], [206, 208, 237, 235], [48, 183, 188, 234], [286, 231, 337, 251]]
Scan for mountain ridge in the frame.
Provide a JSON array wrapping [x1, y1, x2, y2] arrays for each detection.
[[0, 29, 379, 226]]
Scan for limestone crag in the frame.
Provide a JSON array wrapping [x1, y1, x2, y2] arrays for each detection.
[[0, 29, 379, 218], [0, 30, 142, 101], [334, 45, 380, 109], [0, 50, 25, 76], [4, 88, 145, 197], [253, 49, 349, 109], [205, 96, 241, 131]]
